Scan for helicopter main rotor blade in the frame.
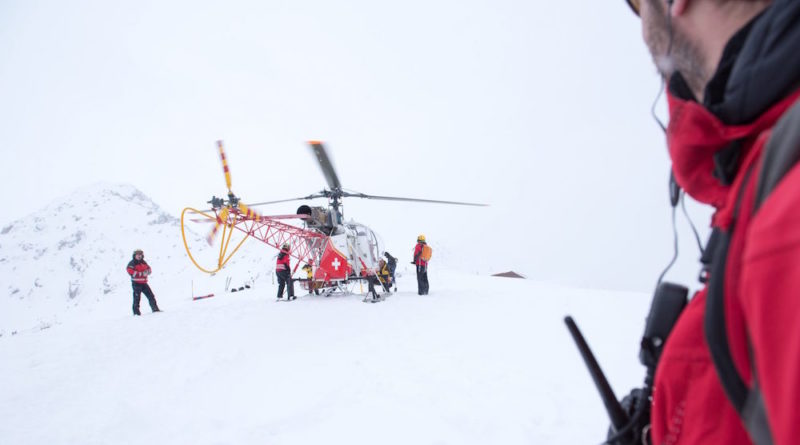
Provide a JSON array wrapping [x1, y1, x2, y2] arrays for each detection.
[[342, 192, 488, 207], [246, 193, 326, 208], [308, 141, 342, 190]]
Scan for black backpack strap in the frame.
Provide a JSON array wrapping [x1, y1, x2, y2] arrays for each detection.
[[742, 379, 773, 445], [704, 206, 751, 414], [755, 100, 800, 211], [704, 98, 800, 445], [704, 155, 773, 445]]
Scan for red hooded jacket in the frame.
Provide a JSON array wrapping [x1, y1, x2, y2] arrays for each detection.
[[276, 248, 291, 272], [126, 257, 151, 284], [651, 4, 800, 444]]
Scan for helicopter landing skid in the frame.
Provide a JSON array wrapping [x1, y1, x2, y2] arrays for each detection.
[[363, 294, 386, 303], [316, 281, 353, 298]]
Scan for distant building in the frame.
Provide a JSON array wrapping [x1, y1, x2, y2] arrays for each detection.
[[491, 271, 526, 279]]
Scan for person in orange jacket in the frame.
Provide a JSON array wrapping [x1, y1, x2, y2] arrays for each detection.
[[126, 249, 161, 316]]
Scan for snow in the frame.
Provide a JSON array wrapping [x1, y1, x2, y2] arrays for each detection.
[[0, 184, 654, 444], [0, 183, 266, 335]]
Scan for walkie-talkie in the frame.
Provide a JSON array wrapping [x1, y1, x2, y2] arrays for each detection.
[[565, 281, 688, 444]]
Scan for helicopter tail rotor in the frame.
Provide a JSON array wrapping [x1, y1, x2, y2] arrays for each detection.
[[206, 206, 229, 245], [217, 140, 233, 193], [205, 140, 266, 245], [237, 202, 264, 222]]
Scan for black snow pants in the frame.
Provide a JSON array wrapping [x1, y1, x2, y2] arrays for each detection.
[[388, 264, 397, 288], [416, 264, 429, 295], [132, 283, 160, 315], [277, 270, 295, 299], [367, 276, 381, 299]]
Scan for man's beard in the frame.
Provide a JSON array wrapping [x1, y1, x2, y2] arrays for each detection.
[[644, 0, 709, 100]]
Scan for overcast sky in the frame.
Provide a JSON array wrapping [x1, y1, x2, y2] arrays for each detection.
[[0, 0, 714, 292]]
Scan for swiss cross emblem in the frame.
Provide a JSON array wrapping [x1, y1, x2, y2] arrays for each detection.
[[331, 258, 341, 270]]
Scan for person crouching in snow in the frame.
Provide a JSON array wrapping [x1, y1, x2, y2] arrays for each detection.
[[276, 243, 295, 300], [365, 272, 383, 301], [302, 263, 320, 295], [126, 249, 161, 316], [377, 259, 392, 292]]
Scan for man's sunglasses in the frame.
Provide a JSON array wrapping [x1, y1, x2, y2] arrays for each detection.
[[626, 0, 641, 16]]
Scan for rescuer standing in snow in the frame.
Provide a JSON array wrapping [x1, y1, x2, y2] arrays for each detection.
[[126, 249, 161, 316], [276, 243, 295, 300], [413, 235, 430, 295]]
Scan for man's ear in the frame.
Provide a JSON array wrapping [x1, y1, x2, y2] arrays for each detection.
[[670, 0, 690, 16]]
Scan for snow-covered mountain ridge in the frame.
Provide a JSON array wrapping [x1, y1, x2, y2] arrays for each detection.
[[0, 183, 266, 334]]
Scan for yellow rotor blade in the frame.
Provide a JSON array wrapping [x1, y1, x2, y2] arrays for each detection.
[[217, 140, 232, 192], [206, 207, 230, 245], [238, 202, 264, 222]]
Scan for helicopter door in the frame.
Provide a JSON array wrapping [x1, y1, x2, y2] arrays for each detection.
[[347, 223, 381, 272], [342, 226, 363, 276]]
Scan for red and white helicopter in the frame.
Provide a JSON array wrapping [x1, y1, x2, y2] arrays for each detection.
[[181, 140, 485, 296]]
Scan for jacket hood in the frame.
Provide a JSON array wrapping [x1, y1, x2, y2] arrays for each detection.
[[666, 0, 800, 206], [667, 91, 800, 207]]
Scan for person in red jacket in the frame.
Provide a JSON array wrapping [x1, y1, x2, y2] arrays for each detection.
[[413, 235, 429, 295], [276, 243, 295, 300], [126, 249, 160, 316], [624, 0, 800, 444]]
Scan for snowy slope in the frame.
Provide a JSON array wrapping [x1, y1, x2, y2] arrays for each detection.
[[0, 272, 651, 445], [0, 183, 269, 334], [0, 185, 654, 444]]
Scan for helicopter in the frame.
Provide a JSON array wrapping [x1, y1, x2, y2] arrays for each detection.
[[180, 140, 486, 296]]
